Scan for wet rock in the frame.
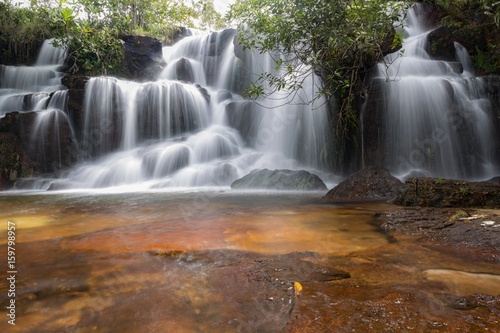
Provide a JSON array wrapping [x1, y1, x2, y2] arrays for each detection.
[[231, 169, 328, 191], [487, 176, 500, 184], [171, 26, 193, 44], [0, 132, 36, 189], [0, 111, 78, 173], [47, 180, 76, 191], [61, 75, 90, 90], [209, 29, 236, 57], [0, 33, 44, 65], [142, 146, 190, 177], [232, 35, 255, 94], [217, 91, 232, 102], [175, 57, 195, 83], [443, 294, 499, 311], [395, 177, 500, 208], [121, 35, 167, 81], [66, 89, 85, 141], [381, 206, 500, 263], [14, 177, 53, 190], [323, 166, 403, 202], [250, 254, 350, 283], [195, 84, 211, 103], [225, 101, 261, 145], [427, 24, 492, 67], [427, 26, 457, 61], [413, 3, 448, 28], [211, 163, 238, 185], [361, 79, 386, 168], [60, 75, 89, 142]]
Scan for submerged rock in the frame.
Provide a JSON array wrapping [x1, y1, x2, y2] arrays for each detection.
[[231, 169, 327, 191], [323, 166, 404, 202]]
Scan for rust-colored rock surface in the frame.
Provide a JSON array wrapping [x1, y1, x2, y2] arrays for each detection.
[[0, 192, 498, 332]]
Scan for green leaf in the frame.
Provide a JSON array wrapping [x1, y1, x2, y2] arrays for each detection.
[[60, 7, 73, 23]]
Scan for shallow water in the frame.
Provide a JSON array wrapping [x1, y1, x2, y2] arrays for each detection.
[[0, 191, 499, 332]]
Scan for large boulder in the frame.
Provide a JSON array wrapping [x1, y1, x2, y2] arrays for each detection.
[[121, 35, 167, 81], [323, 166, 404, 202], [231, 169, 328, 191]]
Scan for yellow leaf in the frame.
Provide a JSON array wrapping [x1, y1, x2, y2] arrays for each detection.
[[293, 281, 302, 296]]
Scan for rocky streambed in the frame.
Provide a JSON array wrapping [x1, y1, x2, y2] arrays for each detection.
[[0, 189, 499, 332]]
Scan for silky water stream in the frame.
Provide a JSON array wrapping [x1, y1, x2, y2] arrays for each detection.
[[1, 191, 498, 332]]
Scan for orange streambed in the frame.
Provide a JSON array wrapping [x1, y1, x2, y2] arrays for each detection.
[[0, 190, 498, 332]]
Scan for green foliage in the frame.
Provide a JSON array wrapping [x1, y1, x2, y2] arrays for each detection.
[[0, 1, 62, 63], [474, 46, 498, 73], [1, 0, 228, 74], [0, 1, 58, 41], [228, 0, 408, 171], [429, 0, 499, 75], [229, 0, 407, 100], [194, 0, 226, 31], [433, 0, 500, 26]]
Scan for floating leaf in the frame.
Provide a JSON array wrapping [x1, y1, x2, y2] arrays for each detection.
[[293, 281, 302, 296]]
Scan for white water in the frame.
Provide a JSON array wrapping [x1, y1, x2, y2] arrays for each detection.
[[29, 107, 74, 170], [41, 30, 333, 190], [0, 39, 73, 172], [377, 5, 498, 180], [0, 39, 67, 117]]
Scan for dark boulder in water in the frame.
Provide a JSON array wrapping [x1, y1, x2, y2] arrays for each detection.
[[231, 169, 327, 191], [175, 57, 195, 83], [323, 166, 404, 202]]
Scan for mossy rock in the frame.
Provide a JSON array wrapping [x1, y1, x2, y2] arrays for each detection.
[[395, 177, 500, 208]]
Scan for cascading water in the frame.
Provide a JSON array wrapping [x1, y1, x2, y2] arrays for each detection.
[[0, 39, 67, 116], [44, 29, 332, 190], [375, 5, 498, 180], [0, 38, 75, 173]]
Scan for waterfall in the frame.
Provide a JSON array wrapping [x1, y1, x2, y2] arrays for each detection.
[[30, 106, 75, 171], [48, 29, 332, 190], [35, 39, 67, 66], [0, 39, 77, 177], [0, 39, 67, 117], [374, 5, 498, 180]]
